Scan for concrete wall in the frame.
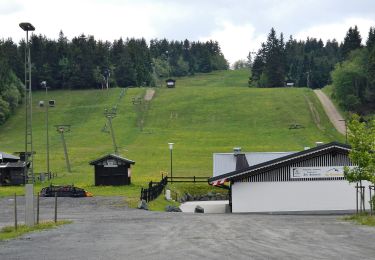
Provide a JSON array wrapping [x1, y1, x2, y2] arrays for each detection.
[[180, 201, 230, 213], [232, 180, 372, 213]]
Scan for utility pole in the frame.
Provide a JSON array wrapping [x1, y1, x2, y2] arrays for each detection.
[[55, 125, 71, 172], [306, 70, 312, 88], [339, 119, 348, 144], [104, 109, 118, 154], [19, 22, 35, 184], [166, 50, 170, 78], [103, 68, 110, 90]]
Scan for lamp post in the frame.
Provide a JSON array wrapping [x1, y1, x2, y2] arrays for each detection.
[[41, 81, 50, 178], [19, 22, 35, 184], [168, 143, 174, 183]]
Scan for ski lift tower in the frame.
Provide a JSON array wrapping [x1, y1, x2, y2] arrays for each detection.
[[55, 125, 72, 173], [19, 22, 35, 183], [104, 108, 118, 154]]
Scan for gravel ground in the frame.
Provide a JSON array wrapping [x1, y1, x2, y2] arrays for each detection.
[[1, 196, 375, 260]]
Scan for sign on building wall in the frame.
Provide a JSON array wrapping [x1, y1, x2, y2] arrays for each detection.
[[104, 159, 118, 168], [290, 166, 351, 179]]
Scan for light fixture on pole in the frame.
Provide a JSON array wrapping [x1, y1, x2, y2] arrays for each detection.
[[168, 143, 174, 183], [19, 22, 35, 184]]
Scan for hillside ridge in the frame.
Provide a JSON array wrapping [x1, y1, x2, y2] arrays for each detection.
[[0, 69, 344, 197]]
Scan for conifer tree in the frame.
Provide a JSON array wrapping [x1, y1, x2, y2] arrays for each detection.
[[366, 27, 375, 50], [264, 28, 285, 87], [341, 25, 362, 58]]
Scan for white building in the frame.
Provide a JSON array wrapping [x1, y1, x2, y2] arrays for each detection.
[[209, 142, 372, 213]]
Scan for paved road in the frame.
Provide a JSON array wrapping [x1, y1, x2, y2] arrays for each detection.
[[1, 196, 374, 260], [314, 89, 346, 135]]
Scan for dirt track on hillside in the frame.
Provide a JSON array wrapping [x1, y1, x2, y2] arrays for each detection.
[[314, 89, 346, 135], [144, 89, 155, 101]]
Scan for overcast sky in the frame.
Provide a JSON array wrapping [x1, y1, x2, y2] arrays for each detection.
[[1, 0, 375, 65]]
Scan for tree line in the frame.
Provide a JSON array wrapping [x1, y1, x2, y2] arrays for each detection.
[[248, 26, 375, 114], [0, 32, 228, 124], [0, 31, 228, 90]]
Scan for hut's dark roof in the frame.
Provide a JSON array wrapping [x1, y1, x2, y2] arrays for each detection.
[[0, 152, 20, 161], [89, 154, 135, 165], [209, 142, 351, 183], [0, 161, 26, 168]]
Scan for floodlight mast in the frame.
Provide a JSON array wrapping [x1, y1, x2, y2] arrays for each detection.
[[41, 81, 50, 177], [19, 22, 35, 184]]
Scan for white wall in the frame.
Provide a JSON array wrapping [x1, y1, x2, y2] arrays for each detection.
[[180, 201, 230, 213], [232, 180, 372, 213]]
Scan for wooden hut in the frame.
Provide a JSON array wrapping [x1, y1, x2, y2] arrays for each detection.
[[89, 154, 135, 186], [0, 152, 26, 186]]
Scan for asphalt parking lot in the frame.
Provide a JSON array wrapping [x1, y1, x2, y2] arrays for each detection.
[[0, 196, 374, 260]]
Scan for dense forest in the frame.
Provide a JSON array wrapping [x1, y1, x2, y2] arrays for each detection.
[[0, 32, 228, 124], [249, 26, 375, 114], [0, 32, 228, 90]]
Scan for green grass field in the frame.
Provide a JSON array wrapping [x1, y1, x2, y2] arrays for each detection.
[[0, 69, 344, 200]]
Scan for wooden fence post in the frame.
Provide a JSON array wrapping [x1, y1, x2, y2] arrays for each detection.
[[37, 192, 40, 224], [14, 193, 17, 231], [356, 183, 359, 214], [54, 192, 57, 223]]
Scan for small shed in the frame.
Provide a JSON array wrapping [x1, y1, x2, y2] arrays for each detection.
[[285, 79, 295, 87], [166, 78, 176, 88], [0, 152, 26, 186], [89, 154, 135, 186]]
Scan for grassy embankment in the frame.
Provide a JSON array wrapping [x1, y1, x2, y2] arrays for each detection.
[[343, 214, 375, 226], [0, 69, 344, 206], [0, 220, 72, 241]]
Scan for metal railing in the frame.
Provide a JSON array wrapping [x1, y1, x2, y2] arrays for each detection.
[[140, 176, 168, 202], [167, 176, 209, 183]]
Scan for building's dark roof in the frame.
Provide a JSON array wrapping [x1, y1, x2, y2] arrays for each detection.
[[209, 142, 351, 183], [0, 161, 26, 168], [13, 151, 35, 156], [89, 154, 135, 165], [165, 78, 176, 82], [0, 152, 20, 161]]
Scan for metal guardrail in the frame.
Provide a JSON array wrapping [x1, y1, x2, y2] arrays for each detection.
[[167, 176, 209, 183]]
